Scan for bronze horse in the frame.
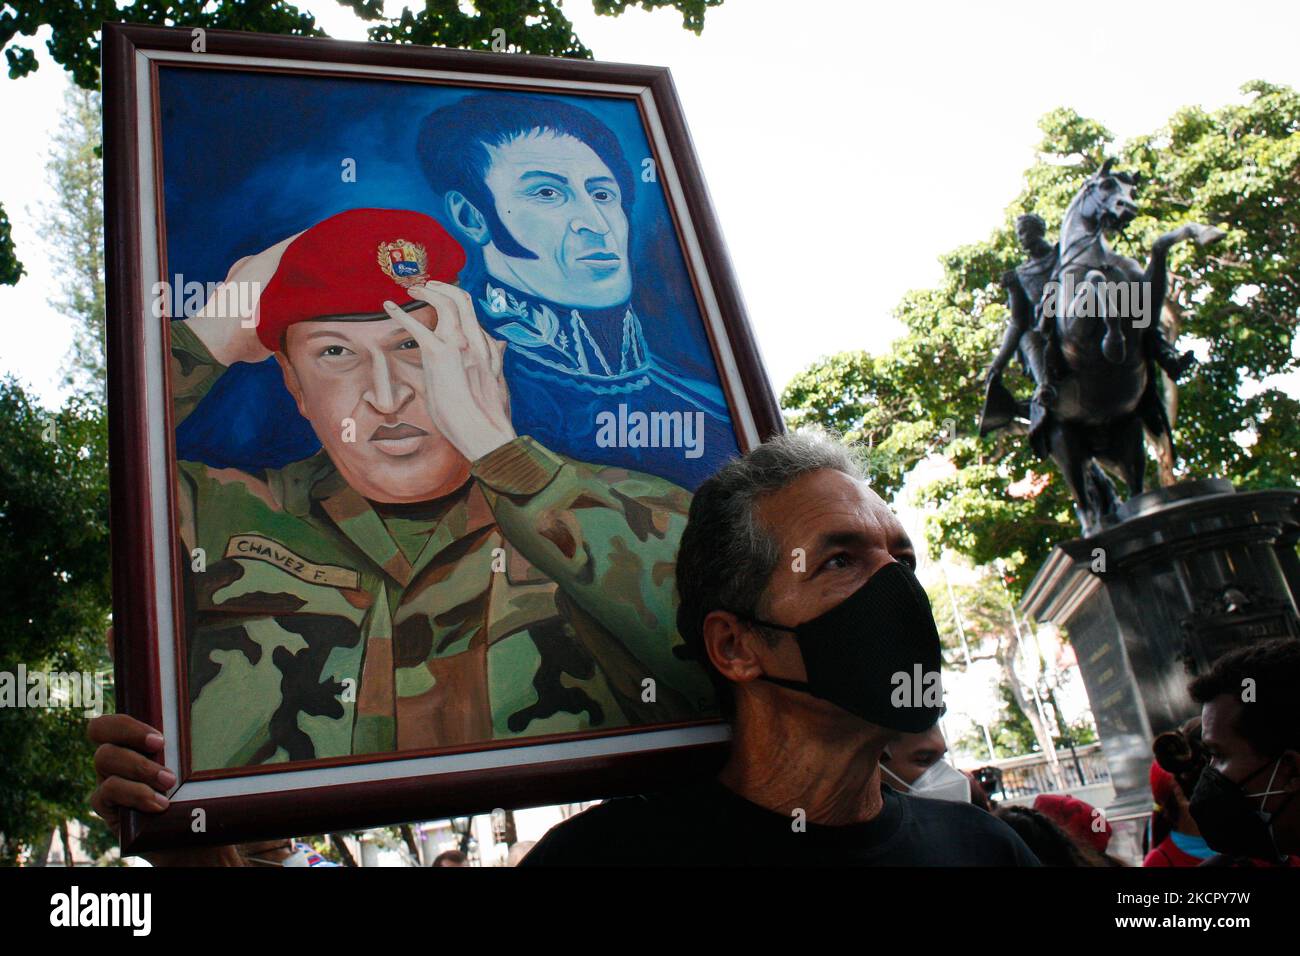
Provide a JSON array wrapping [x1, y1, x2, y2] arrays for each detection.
[[992, 160, 1223, 534]]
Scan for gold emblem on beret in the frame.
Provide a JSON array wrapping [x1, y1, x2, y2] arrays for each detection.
[[377, 239, 429, 287]]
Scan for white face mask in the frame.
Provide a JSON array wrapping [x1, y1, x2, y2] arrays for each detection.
[[243, 842, 311, 867], [884, 760, 971, 803]]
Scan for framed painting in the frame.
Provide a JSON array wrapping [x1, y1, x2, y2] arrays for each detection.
[[102, 21, 781, 852]]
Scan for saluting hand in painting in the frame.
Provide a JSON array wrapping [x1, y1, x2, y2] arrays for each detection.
[[383, 281, 512, 465]]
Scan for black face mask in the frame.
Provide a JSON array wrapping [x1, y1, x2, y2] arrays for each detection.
[[736, 561, 944, 733], [1189, 758, 1294, 862]]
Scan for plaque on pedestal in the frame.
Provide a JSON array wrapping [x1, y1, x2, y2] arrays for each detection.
[[1020, 479, 1300, 817]]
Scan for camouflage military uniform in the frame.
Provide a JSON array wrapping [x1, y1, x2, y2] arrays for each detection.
[[170, 323, 716, 771]]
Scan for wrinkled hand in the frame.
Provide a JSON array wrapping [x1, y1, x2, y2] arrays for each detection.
[[384, 281, 515, 462]]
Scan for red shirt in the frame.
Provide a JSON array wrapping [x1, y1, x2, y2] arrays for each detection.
[[1145, 836, 1300, 867], [1143, 836, 1204, 867]]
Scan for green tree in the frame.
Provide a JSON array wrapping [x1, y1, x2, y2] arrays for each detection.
[[0, 0, 726, 287], [0, 83, 114, 866], [927, 565, 1067, 761], [785, 82, 1300, 597], [0, 380, 114, 865], [953, 684, 1039, 760], [37, 84, 105, 393]]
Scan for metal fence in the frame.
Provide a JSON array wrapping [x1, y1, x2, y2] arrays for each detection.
[[975, 743, 1111, 800]]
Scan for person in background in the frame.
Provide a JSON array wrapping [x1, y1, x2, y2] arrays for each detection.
[[880, 725, 972, 803], [973, 765, 1005, 802], [86, 716, 342, 867], [965, 772, 994, 813], [994, 805, 1111, 866], [1186, 638, 1300, 867], [1032, 793, 1116, 861], [432, 850, 469, 867], [1144, 718, 1215, 866], [1146, 761, 1214, 866]]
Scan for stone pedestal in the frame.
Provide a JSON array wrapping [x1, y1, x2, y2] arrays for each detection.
[[1020, 479, 1300, 818]]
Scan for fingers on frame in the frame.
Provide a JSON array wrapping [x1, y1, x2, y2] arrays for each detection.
[[93, 743, 170, 790], [96, 776, 170, 815], [87, 712, 162, 750]]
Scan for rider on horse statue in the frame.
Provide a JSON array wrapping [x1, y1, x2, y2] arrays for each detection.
[[978, 159, 1222, 533]]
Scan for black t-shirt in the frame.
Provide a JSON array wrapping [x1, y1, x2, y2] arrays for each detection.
[[522, 780, 1042, 866]]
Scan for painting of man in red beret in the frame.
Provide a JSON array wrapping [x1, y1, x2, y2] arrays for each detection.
[[173, 208, 715, 771]]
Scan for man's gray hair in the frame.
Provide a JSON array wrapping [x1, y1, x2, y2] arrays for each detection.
[[675, 428, 869, 713]]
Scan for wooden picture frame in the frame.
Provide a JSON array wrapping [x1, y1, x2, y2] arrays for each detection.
[[102, 21, 781, 853]]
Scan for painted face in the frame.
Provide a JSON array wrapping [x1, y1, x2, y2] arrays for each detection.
[[482, 130, 631, 308], [278, 307, 470, 504]]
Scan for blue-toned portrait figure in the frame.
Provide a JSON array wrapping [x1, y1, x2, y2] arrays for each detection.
[[417, 93, 737, 488]]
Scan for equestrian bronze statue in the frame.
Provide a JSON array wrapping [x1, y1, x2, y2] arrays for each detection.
[[979, 160, 1224, 535]]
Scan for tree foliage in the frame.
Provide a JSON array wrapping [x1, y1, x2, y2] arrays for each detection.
[[37, 84, 105, 393], [952, 684, 1097, 761], [0, 381, 113, 864], [0, 0, 725, 285], [785, 82, 1300, 597], [929, 568, 1096, 761]]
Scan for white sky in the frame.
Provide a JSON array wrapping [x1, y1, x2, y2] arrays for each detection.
[[2, 0, 1298, 406]]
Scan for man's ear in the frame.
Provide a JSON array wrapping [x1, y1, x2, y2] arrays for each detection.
[[446, 191, 490, 246], [275, 351, 309, 419], [702, 611, 766, 687]]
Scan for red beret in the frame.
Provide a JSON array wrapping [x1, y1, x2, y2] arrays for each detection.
[[1033, 793, 1112, 854], [256, 208, 466, 351]]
